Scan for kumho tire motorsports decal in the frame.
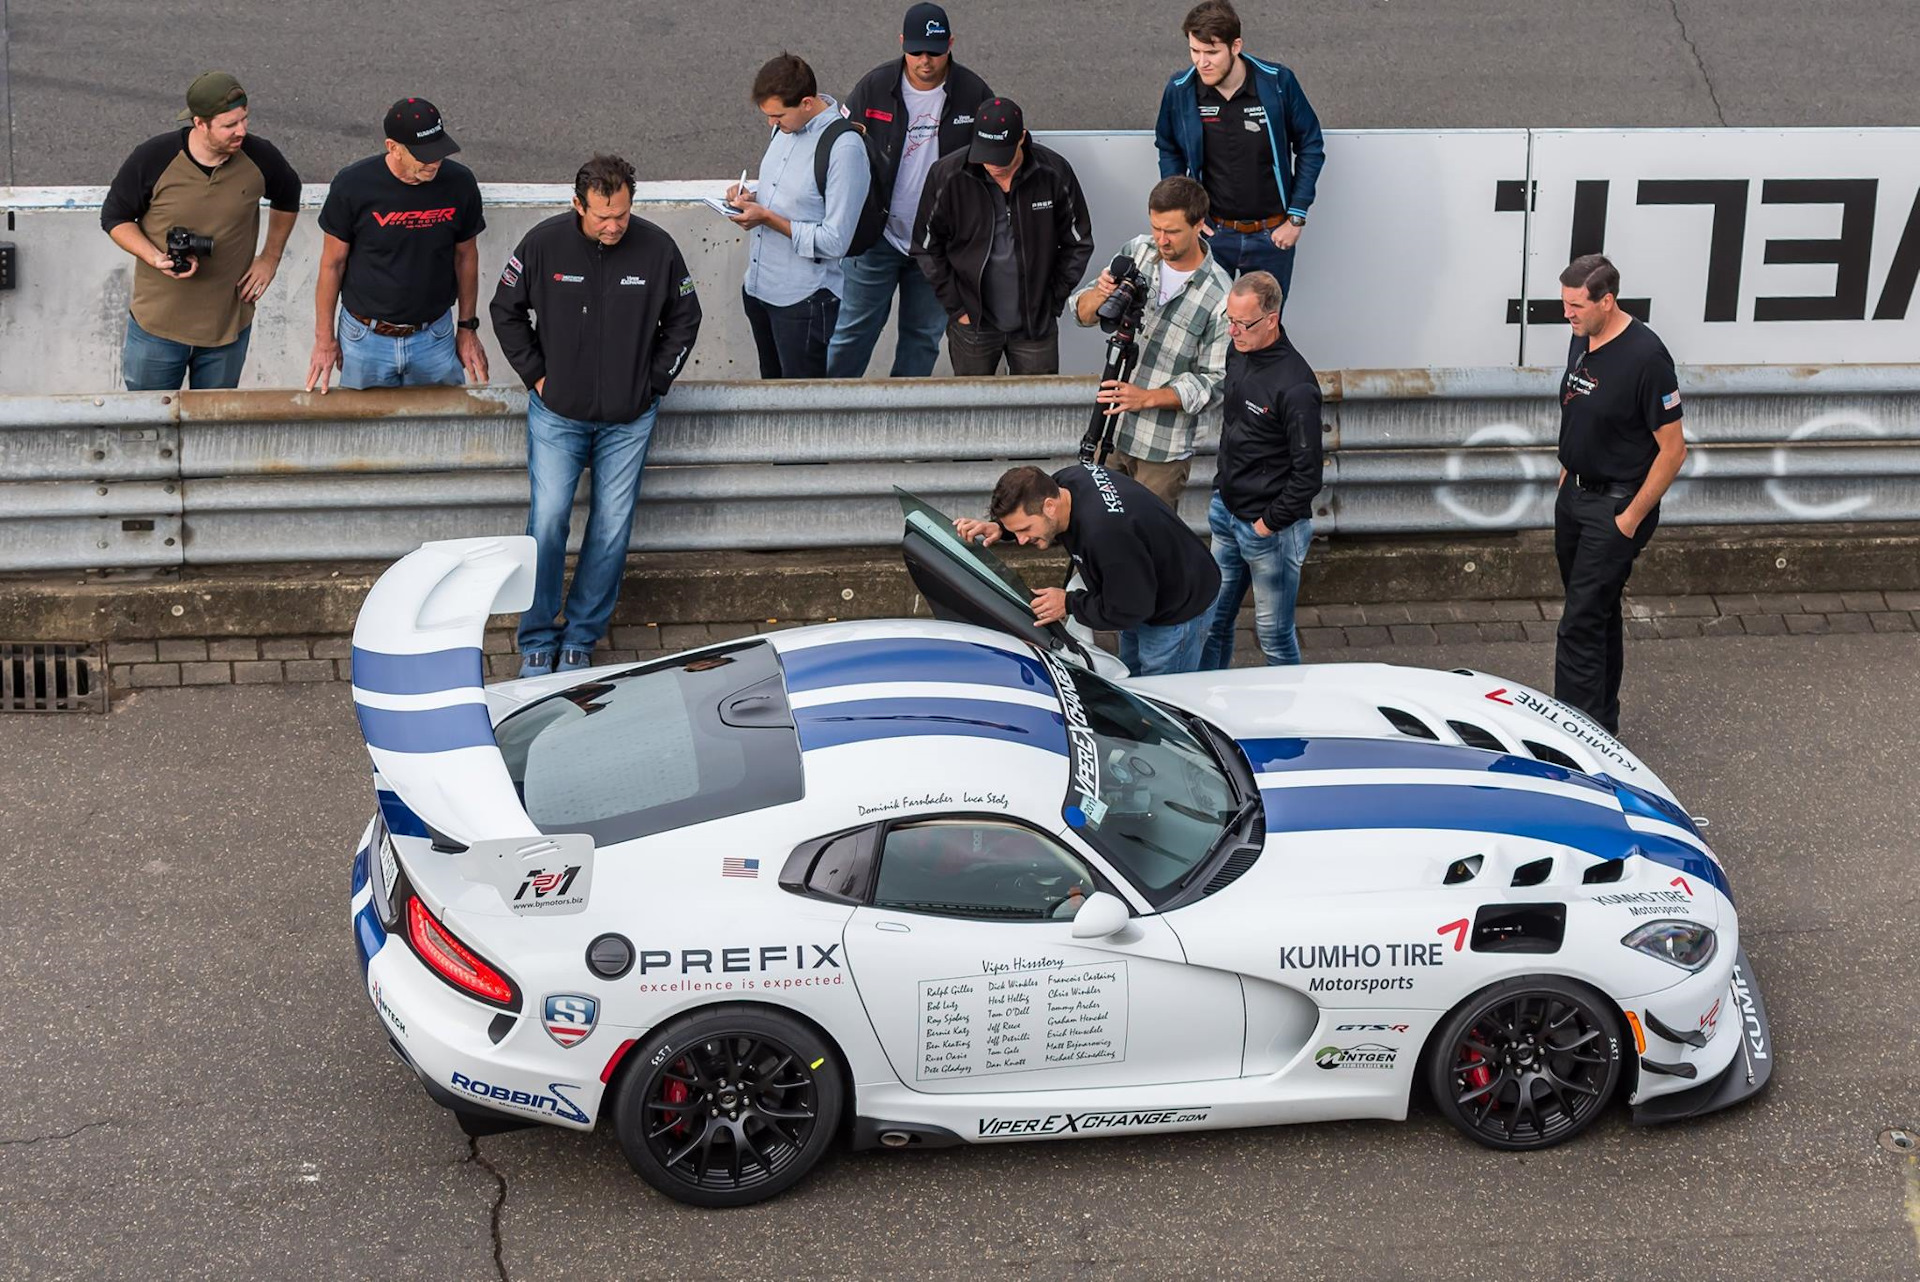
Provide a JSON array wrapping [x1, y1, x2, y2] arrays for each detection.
[[977, 1107, 1210, 1137], [1484, 685, 1639, 773]]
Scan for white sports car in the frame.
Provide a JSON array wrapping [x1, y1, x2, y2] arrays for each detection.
[[348, 495, 1772, 1207]]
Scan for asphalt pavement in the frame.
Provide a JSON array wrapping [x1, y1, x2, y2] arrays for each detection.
[[3, 629, 1918, 1279], [6, 0, 1919, 186]]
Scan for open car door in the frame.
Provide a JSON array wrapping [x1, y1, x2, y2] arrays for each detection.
[[897, 487, 1128, 680]]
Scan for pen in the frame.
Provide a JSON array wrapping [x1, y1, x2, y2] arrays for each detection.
[[736, 169, 748, 200]]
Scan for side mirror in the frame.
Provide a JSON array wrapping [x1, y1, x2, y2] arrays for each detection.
[[1070, 890, 1130, 939]]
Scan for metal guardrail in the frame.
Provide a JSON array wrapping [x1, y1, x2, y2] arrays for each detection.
[[2, 367, 1918, 570]]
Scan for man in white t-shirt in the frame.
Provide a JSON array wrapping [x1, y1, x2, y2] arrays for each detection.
[[828, 3, 995, 378]]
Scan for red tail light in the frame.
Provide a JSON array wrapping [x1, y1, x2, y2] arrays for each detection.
[[406, 895, 519, 1009]]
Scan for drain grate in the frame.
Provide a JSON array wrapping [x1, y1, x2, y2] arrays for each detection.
[[0, 642, 107, 713]]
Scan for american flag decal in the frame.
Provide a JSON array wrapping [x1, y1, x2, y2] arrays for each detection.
[[722, 857, 761, 879], [1662, 390, 1682, 410]]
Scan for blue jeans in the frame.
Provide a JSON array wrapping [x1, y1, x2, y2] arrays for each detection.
[[1119, 613, 1210, 677], [519, 389, 661, 656], [1202, 492, 1313, 669], [339, 310, 465, 388], [826, 241, 947, 378], [1206, 227, 1296, 301], [121, 314, 251, 390], [743, 287, 839, 379]]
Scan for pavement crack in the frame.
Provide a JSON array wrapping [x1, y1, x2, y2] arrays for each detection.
[[464, 1136, 509, 1282], [0, 1118, 116, 1148], [1665, 0, 1728, 126]]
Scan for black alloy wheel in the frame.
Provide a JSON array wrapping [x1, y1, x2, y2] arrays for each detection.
[[614, 1005, 843, 1207], [1426, 977, 1623, 1151]]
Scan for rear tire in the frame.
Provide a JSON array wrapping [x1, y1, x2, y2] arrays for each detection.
[[1426, 977, 1622, 1151], [613, 1005, 843, 1207]]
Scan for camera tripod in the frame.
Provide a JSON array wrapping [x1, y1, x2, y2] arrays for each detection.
[[1077, 320, 1142, 466]]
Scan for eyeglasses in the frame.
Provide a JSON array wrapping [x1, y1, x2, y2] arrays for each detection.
[[1225, 311, 1275, 333]]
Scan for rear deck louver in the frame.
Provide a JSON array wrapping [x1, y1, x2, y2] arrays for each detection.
[[1378, 706, 1438, 739]]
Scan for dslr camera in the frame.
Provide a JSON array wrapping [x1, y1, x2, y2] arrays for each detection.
[[1095, 256, 1147, 334], [164, 227, 214, 274]]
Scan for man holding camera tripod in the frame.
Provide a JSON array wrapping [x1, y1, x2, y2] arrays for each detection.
[[1070, 176, 1231, 511], [101, 72, 301, 390]]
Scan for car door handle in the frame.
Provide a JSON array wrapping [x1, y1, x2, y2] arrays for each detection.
[[874, 921, 911, 933]]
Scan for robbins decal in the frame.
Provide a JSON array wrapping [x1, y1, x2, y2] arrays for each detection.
[[449, 1072, 590, 1124], [977, 1108, 1209, 1137]]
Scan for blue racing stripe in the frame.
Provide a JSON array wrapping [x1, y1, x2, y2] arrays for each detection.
[[355, 701, 497, 754], [1240, 736, 1612, 793], [354, 901, 388, 975], [350, 646, 485, 696], [1260, 782, 1732, 903], [377, 789, 431, 839], [351, 843, 369, 895], [795, 696, 1067, 754], [781, 638, 1052, 696]]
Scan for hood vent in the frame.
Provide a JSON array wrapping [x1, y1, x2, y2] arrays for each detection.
[[1447, 720, 1505, 752], [1378, 706, 1438, 739], [1523, 739, 1582, 770], [1444, 854, 1484, 885], [1583, 857, 1626, 884], [1511, 856, 1553, 886]]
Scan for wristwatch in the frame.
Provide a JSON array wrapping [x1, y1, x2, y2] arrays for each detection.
[[457, 317, 480, 331], [1287, 214, 1307, 228]]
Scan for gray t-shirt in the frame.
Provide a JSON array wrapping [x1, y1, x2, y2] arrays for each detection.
[[980, 186, 1023, 335]]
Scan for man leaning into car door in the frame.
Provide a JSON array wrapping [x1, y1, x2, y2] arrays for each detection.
[[491, 154, 703, 678]]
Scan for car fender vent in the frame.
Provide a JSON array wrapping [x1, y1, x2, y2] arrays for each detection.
[[1446, 720, 1505, 752], [1471, 902, 1567, 953], [1, 642, 105, 713], [1523, 739, 1582, 770], [1444, 854, 1484, 885], [1582, 857, 1626, 884], [1378, 706, 1438, 739], [1510, 856, 1553, 887], [1203, 848, 1261, 895]]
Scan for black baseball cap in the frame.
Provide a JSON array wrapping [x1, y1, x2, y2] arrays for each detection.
[[384, 98, 460, 162], [968, 98, 1024, 165], [178, 72, 246, 122], [902, 2, 952, 53]]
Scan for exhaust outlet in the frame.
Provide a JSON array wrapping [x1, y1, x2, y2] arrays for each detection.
[[879, 1131, 912, 1148]]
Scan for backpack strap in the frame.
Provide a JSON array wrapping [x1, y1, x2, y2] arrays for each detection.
[[815, 117, 861, 197]]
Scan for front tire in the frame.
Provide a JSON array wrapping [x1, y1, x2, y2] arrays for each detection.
[[613, 1005, 843, 1207], [1426, 977, 1622, 1151]]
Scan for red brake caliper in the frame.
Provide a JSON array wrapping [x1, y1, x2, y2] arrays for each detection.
[[1462, 1029, 1494, 1100], [665, 1060, 691, 1137]]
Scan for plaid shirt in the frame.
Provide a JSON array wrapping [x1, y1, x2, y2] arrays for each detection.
[[1070, 234, 1231, 462]]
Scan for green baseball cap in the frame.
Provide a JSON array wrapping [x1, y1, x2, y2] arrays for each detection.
[[178, 71, 248, 121]]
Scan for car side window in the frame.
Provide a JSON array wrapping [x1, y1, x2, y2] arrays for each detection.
[[872, 819, 1097, 922]]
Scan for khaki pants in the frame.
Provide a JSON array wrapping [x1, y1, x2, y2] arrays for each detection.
[[1104, 450, 1193, 515]]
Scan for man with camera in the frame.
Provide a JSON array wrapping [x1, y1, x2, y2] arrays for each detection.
[[306, 98, 488, 393], [1070, 176, 1231, 511], [1155, 0, 1324, 296], [827, 3, 996, 378], [955, 464, 1220, 676], [912, 98, 1093, 375], [101, 72, 300, 390], [1200, 270, 1323, 670]]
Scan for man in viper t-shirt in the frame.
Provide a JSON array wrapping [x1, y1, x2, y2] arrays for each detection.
[[307, 98, 488, 392]]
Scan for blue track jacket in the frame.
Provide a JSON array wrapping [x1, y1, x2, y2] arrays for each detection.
[[1154, 55, 1326, 219]]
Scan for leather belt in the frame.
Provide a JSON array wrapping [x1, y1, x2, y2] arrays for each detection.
[[351, 312, 425, 337], [1571, 472, 1643, 499], [1214, 213, 1289, 233]]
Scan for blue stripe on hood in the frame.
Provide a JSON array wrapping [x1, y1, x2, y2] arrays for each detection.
[[1241, 736, 1613, 793], [1258, 781, 1731, 903]]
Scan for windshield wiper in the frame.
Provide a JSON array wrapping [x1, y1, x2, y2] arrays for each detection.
[[1178, 797, 1259, 891]]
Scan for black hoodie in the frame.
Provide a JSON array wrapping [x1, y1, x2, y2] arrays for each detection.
[[1050, 463, 1221, 631], [490, 212, 702, 424], [843, 58, 995, 206]]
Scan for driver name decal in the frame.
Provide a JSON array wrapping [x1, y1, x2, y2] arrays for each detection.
[[916, 962, 1129, 1079]]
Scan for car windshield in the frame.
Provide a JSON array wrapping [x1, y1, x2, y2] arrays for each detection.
[[1047, 657, 1238, 903]]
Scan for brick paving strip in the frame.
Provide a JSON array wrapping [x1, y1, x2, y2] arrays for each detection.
[[105, 590, 1920, 691]]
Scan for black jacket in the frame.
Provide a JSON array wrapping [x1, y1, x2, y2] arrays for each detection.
[[843, 59, 994, 203], [1215, 336, 1324, 530], [1050, 463, 1221, 631], [911, 139, 1094, 335], [490, 212, 702, 424]]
